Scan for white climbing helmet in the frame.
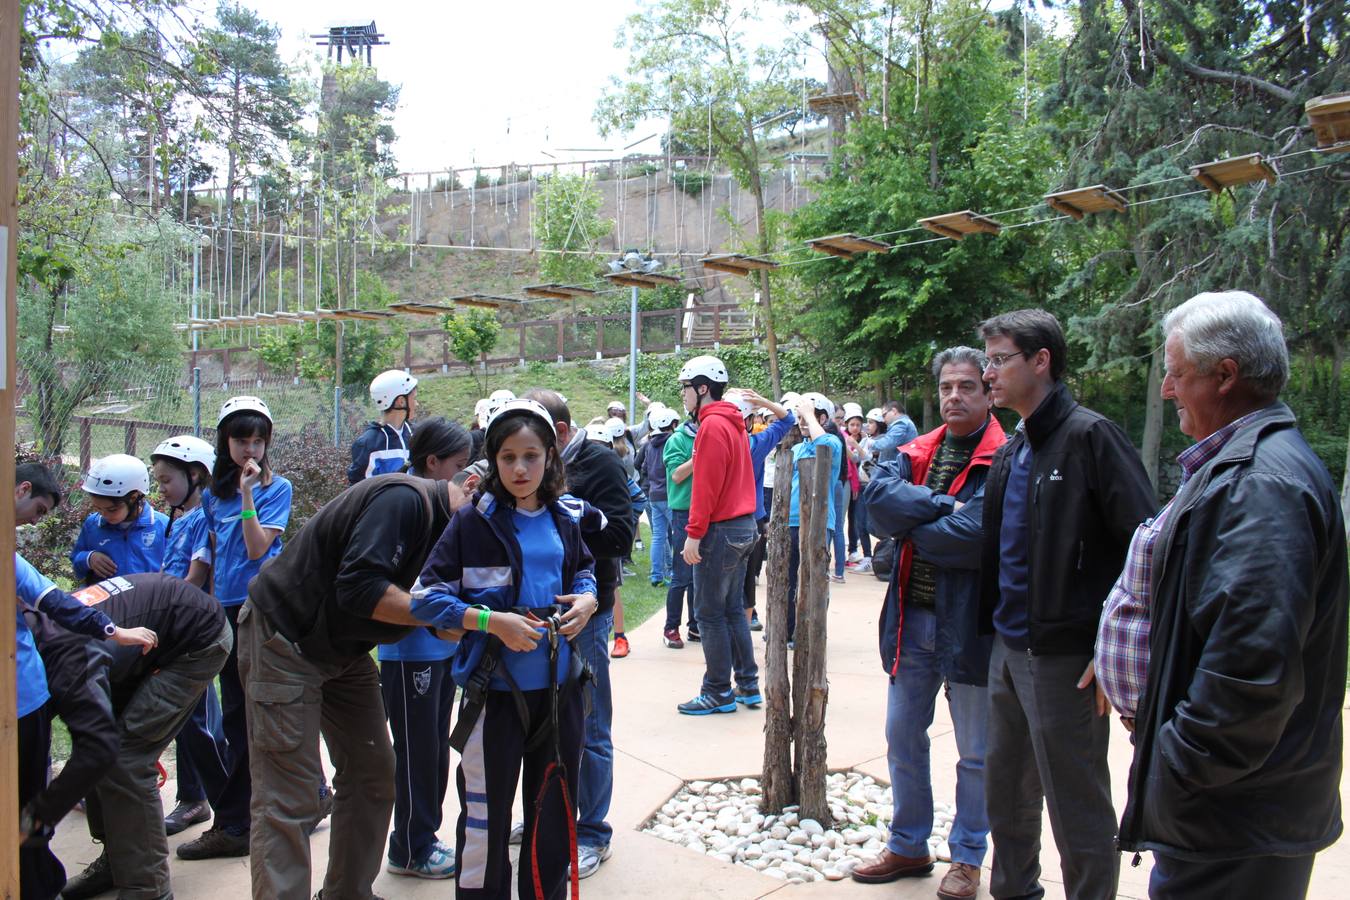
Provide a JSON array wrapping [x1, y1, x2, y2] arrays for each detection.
[[644, 401, 668, 422], [485, 398, 556, 446], [678, 355, 729, 385], [801, 392, 836, 419], [369, 369, 418, 411], [649, 406, 680, 430], [725, 390, 754, 418], [584, 421, 614, 445], [489, 389, 517, 404], [779, 391, 801, 409], [474, 398, 493, 428], [842, 402, 864, 421], [217, 396, 272, 428], [866, 407, 885, 424], [151, 435, 216, 470], [605, 417, 629, 441], [82, 454, 151, 498]]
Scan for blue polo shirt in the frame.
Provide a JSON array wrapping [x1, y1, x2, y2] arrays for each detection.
[[500, 505, 570, 691], [161, 505, 210, 581], [202, 477, 292, 606]]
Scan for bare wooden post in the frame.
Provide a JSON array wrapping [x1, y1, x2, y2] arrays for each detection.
[[1, 0, 19, 883], [124, 421, 138, 456], [792, 445, 832, 823], [79, 417, 92, 472], [761, 443, 795, 811]]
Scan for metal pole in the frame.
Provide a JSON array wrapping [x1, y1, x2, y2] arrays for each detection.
[[191, 238, 201, 353], [334, 320, 345, 447], [192, 367, 202, 437], [628, 284, 638, 426]]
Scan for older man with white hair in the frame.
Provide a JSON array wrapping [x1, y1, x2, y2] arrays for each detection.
[[1098, 290, 1347, 899]]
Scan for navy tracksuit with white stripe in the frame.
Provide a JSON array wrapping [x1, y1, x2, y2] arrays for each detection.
[[379, 653, 455, 868]]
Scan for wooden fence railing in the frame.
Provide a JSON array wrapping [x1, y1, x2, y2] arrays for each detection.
[[72, 416, 215, 473]]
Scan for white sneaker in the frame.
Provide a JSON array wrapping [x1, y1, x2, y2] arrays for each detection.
[[855, 558, 873, 573], [576, 844, 612, 879], [387, 844, 457, 879], [846, 550, 863, 564]]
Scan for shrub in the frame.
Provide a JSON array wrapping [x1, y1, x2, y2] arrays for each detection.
[[268, 426, 350, 541], [14, 445, 86, 582]]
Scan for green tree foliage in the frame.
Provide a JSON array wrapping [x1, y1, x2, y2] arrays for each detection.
[[532, 174, 614, 286], [444, 309, 503, 393], [597, 0, 806, 395]]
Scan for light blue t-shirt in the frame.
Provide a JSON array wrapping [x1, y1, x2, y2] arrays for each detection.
[[161, 505, 210, 581], [15, 553, 57, 717], [202, 476, 293, 606], [789, 433, 844, 532], [500, 505, 569, 691]]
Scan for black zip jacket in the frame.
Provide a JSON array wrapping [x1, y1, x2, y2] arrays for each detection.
[[561, 432, 634, 613], [979, 381, 1156, 654], [1118, 404, 1347, 860]]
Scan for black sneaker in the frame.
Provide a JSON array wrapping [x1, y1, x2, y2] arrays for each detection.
[[677, 693, 736, 715], [164, 799, 211, 836], [735, 688, 763, 708], [749, 612, 763, 631], [61, 851, 113, 899], [176, 826, 249, 860], [687, 628, 701, 643]]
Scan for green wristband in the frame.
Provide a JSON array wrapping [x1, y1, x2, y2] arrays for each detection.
[[239, 508, 257, 520], [478, 608, 491, 632]]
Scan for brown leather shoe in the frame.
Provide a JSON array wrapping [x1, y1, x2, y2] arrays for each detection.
[[849, 849, 935, 884], [936, 861, 981, 899]]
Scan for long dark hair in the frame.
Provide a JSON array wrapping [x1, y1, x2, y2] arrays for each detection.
[[823, 419, 850, 484], [151, 454, 211, 536], [407, 417, 472, 477], [212, 411, 273, 500], [480, 412, 566, 508]]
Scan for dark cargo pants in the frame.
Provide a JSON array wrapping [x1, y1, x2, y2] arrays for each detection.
[[239, 602, 395, 900]]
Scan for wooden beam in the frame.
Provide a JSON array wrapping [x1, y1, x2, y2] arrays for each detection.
[[524, 284, 598, 300], [804, 233, 892, 258], [1305, 92, 1350, 153], [602, 271, 682, 290], [1189, 153, 1277, 194], [448, 293, 517, 309], [700, 253, 780, 276], [918, 210, 1004, 240], [1043, 185, 1128, 221], [2, 0, 21, 886]]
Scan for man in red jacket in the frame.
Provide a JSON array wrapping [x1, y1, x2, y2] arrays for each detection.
[[677, 355, 760, 715]]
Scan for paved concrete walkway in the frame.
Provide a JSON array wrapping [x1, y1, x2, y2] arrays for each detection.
[[49, 571, 1350, 898]]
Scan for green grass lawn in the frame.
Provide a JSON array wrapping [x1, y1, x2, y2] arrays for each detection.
[[412, 359, 628, 427]]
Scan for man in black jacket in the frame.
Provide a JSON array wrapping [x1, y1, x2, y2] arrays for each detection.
[[525, 388, 634, 880], [1100, 292, 1346, 899], [239, 474, 467, 899], [978, 310, 1156, 900]]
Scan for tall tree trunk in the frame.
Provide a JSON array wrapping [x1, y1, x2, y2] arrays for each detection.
[[761, 444, 796, 811], [1139, 343, 1165, 493], [791, 447, 831, 824], [920, 382, 934, 432]]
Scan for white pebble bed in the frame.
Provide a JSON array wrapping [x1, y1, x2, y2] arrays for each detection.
[[642, 770, 956, 884]]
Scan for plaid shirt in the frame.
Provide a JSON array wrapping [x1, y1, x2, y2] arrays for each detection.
[[1095, 409, 1267, 717]]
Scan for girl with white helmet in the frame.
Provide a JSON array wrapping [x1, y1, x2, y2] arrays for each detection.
[[840, 405, 874, 572], [349, 370, 420, 484], [150, 435, 226, 837], [176, 395, 294, 861], [409, 398, 600, 899], [70, 453, 169, 585]]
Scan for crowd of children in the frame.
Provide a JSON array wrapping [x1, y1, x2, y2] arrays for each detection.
[[12, 358, 901, 900]]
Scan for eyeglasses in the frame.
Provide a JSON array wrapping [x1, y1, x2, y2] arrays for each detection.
[[984, 351, 1030, 370]]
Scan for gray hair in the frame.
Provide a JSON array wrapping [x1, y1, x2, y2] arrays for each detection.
[[1162, 291, 1288, 398], [931, 346, 990, 386]]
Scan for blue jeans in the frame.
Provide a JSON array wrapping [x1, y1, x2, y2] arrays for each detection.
[[648, 499, 673, 584], [691, 515, 758, 698], [665, 508, 696, 632], [831, 480, 848, 576], [886, 606, 990, 866], [574, 611, 613, 849]]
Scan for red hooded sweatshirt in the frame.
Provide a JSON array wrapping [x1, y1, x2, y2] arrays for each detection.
[[686, 399, 757, 539]]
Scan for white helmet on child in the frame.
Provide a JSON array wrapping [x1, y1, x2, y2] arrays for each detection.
[[866, 407, 885, 424], [801, 392, 836, 419], [217, 396, 272, 427], [725, 390, 754, 418], [82, 454, 151, 497], [489, 389, 516, 404], [842, 402, 864, 421], [474, 399, 492, 428], [485, 399, 556, 446], [151, 435, 216, 470], [584, 421, 614, 445], [369, 369, 418, 411], [677, 355, 729, 384], [779, 391, 801, 408], [605, 417, 629, 441], [648, 406, 679, 430]]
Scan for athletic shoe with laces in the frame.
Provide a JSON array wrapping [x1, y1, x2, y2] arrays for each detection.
[[387, 844, 457, 879], [854, 557, 873, 573], [846, 550, 863, 564], [576, 843, 612, 879], [611, 635, 630, 658], [176, 826, 250, 859], [829, 573, 846, 584], [164, 798, 211, 836], [677, 693, 737, 715], [60, 850, 113, 900], [687, 628, 701, 643], [735, 688, 763, 708], [663, 628, 684, 649], [749, 612, 763, 631]]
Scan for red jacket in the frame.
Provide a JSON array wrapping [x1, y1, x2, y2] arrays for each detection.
[[686, 400, 757, 539]]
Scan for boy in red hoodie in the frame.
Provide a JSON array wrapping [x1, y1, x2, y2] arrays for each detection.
[[677, 356, 761, 714]]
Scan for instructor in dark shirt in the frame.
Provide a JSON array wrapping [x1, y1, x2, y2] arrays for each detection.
[[239, 473, 468, 900]]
